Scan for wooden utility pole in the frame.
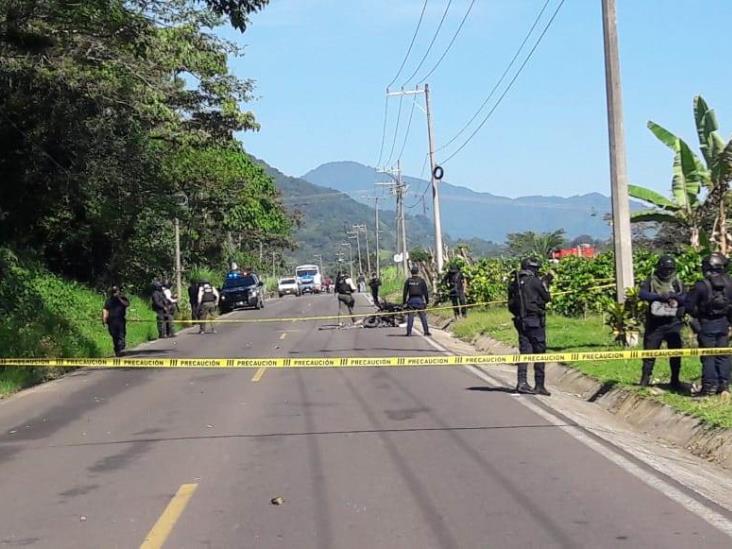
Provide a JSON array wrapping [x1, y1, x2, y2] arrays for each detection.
[[602, 0, 634, 301]]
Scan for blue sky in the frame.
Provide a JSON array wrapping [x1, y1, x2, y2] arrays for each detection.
[[224, 0, 732, 198]]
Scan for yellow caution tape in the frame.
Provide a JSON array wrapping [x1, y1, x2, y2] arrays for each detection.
[[1, 346, 729, 369], [122, 283, 617, 325]]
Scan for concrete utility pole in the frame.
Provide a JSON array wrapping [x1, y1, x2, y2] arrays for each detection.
[[341, 241, 354, 279], [602, 0, 634, 301], [313, 254, 323, 276], [397, 160, 409, 274], [424, 83, 444, 273], [386, 85, 445, 273], [374, 197, 380, 278], [376, 165, 409, 276], [349, 230, 363, 274], [354, 224, 371, 274], [272, 251, 277, 279], [174, 218, 182, 301]]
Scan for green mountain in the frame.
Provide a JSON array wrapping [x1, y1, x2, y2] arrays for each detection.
[[302, 161, 625, 242], [256, 159, 501, 270]]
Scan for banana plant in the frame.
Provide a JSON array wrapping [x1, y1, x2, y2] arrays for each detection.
[[629, 96, 732, 251]]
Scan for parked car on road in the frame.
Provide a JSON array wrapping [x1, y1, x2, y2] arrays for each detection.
[[278, 277, 300, 297], [219, 272, 265, 312]]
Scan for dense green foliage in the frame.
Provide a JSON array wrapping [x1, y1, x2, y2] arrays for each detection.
[[0, 250, 157, 394], [0, 0, 289, 291], [445, 249, 705, 317]]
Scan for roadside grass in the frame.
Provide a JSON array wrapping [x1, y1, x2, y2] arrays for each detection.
[[450, 307, 732, 429], [0, 262, 157, 397], [379, 266, 404, 302]]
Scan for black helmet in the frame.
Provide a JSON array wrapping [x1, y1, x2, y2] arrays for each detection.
[[410, 265, 419, 275], [702, 253, 728, 274], [520, 257, 540, 274], [655, 255, 676, 281]]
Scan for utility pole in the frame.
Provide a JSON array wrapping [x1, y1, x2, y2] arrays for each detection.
[[341, 242, 354, 279], [348, 230, 363, 275], [354, 224, 371, 274], [174, 217, 182, 301], [397, 160, 409, 274], [376, 165, 409, 276], [374, 197, 380, 278], [602, 0, 634, 301], [314, 253, 323, 276], [272, 251, 276, 279], [424, 83, 444, 273], [386, 85, 445, 273]]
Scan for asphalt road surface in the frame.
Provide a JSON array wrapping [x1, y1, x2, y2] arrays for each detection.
[[1, 294, 731, 548]]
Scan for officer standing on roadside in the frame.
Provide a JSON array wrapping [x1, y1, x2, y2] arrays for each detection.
[[508, 257, 551, 395], [638, 255, 685, 389], [188, 279, 201, 321], [402, 265, 431, 337], [103, 286, 129, 356], [443, 263, 468, 318], [369, 272, 381, 306], [151, 280, 174, 338], [687, 253, 732, 398], [197, 281, 220, 334]]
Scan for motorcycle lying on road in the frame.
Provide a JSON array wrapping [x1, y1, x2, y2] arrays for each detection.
[[363, 300, 406, 328]]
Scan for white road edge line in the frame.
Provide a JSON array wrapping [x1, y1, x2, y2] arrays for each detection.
[[423, 331, 732, 537]]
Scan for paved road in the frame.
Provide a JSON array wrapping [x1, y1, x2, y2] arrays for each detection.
[[1, 294, 731, 548]]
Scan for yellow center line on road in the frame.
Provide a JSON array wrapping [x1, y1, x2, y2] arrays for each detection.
[[251, 367, 267, 382], [140, 483, 198, 549]]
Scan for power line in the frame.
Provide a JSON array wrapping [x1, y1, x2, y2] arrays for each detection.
[[385, 92, 404, 166], [396, 98, 417, 162], [401, 0, 454, 86], [437, 0, 552, 153], [386, 0, 430, 90], [375, 95, 389, 167], [442, 0, 565, 164], [417, 0, 478, 84]]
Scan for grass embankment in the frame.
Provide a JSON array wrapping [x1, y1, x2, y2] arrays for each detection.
[[379, 266, 405, 302], [448, 307, 732, 429], [0, 260, 157, 396]]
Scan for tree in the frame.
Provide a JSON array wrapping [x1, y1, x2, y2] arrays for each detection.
[[505, 230, 566, 259], [0, 0, 290, 289], [628, 96, 732, 252]]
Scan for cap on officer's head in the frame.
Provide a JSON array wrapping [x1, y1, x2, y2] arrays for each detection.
[[410, 265, 419, 275]]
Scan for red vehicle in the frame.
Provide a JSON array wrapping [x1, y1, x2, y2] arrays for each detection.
[[322, 276, 334, 293], [550, 244, 597, 261]]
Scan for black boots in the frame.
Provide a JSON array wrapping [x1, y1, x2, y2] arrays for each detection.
[[515, 364, 535, 394], [534, 364, 551, 396]]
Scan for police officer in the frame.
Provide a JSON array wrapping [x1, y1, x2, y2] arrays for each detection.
[[687, 253, 732, 397], [638, 255, 685, 389], [443, 264, 468, 318], [369, 272, 382, 306], [151, 281, 174, 338], [402, 266, 431, 336], [197, 281, 220, 334], [508, 257, 551, 395], [188, 279, 201, 321], [103, 286, 129, 356], [335, 271, 357, 324]]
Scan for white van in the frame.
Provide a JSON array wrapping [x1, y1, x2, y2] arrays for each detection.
[[295, 264, 322, 293]]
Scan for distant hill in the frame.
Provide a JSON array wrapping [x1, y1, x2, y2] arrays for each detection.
[[255, 159, 503, 267], [302, 161, 622, 241]]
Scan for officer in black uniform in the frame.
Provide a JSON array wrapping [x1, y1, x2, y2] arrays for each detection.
[[508, 257, 551, 395], [151, 281, 174, 338], [335, 271, 357, 324], [687, 253, 732, 397], [443, 264, 468, 318], [369, 272, 382, 306], [103, 286, 129, 356], [638, 255, 685, 389], [402, 266, 431, 336], [188, 279, 201, 321]]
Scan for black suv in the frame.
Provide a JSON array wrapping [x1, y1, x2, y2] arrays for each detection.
[[219, 273, 265, 313]]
